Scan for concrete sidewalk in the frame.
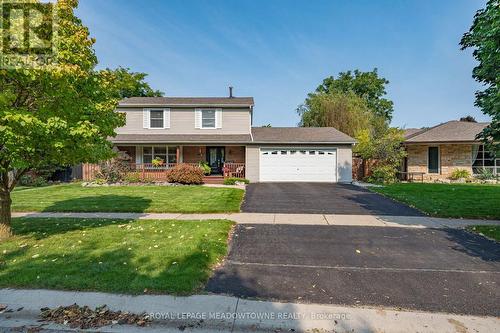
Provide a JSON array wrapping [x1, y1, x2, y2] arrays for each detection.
[[0, 289, 498, 332], [12, 211, 500, 229]]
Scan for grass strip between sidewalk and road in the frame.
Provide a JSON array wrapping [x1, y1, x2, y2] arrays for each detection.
[[11, 183, 244, 213], [370, 183, 500, 220], [0, 218, 234, 294], [466, 225, 500, 242]]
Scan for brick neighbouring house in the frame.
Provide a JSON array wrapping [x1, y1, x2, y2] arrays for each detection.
[[402, 120, 497, 181]]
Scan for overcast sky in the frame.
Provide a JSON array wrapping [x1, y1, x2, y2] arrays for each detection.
[[76, 0, 489, 129]]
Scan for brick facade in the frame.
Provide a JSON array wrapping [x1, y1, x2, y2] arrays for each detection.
[[406, 144, 473, 181]]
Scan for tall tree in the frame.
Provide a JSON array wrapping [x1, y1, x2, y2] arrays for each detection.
[[297, 92, 384, 138], [310, 69, 394, 121], [460, 0, 499, 153], [104, 67, 163, 98], [0, 0, 125, 239]]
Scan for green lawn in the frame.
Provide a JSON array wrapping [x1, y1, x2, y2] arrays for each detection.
[[0, 218, 233, 294], [11, 183, 244, 213], [467, 225, 500, 241], [371, 183, 500, 219]]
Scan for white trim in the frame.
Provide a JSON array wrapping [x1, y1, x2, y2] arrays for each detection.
[[145, 108, 169, 129], [427, 146, 440, 174], [259, 147, 338, 183], [216, 108, 222, 129], [200, 108, 217, 130], [143, 109, 150, 129]]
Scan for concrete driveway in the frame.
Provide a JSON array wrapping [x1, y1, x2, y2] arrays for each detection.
[[206, 224, 500, 316], [241, 183, 423, 215]]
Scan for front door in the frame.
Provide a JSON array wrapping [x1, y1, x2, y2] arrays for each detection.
[[207, 147, 225, 174]]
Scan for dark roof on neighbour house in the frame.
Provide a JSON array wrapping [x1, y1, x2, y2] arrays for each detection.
[[404, 121, 489, 143], [119, 97, 254, 107], [251, 127, 355, 144]]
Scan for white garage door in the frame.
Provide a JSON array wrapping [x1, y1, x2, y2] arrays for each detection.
[[259, 148, 337, 182]]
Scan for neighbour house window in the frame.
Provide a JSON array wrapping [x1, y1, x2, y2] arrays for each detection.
[[428, 147, 439, 174], [472, 144, 499, 175], [142, 146, 177, 165], [150, 110, 164, 128], [201, 110, 216, 128]]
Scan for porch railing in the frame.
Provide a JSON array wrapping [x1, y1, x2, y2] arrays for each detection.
[[223, 162, 245, 179], [82, 162, 245, 181]]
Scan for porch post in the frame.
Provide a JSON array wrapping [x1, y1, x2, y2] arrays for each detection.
[[176, 146, 180, 164]]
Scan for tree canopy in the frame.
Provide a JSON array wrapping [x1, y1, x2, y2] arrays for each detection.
[[0, 0, 125, 238], [309, 69, 394, 121], [103, 67, 163, 99], [297, 92, 381, 138], [460, 0, 499, 153]]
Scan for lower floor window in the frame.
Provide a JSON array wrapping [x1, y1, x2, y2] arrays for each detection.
[[428, 147, 439, 174], [143, 146, 177, 164], [472, 144, 499, 175]]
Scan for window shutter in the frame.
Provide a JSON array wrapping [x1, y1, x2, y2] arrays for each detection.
[[216, 108, 222, 129], [143, 109, 150, 129], [163, 109, 170, 128], [195, 109, 201, 129]]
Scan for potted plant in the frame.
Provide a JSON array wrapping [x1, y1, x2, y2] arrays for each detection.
[[198, 161, 211, 175], [152, 157, 164, 167]]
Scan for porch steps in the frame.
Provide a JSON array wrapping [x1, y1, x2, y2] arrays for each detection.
[[203, 176, 225, 184]]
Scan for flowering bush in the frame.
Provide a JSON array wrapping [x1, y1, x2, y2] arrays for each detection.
[[165, 164, 204, 184]]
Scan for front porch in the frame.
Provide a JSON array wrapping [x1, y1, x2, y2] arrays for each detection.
[[83, 145, 246, 183]]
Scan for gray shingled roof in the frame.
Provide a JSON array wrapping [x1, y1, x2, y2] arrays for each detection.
[[404, 128, 426, 139], [404, 121, 489, 143], [251, 127, 355, 144], [111, 127, 354, 144], [119, 97, 254, 107], [111, 134, 252, 144]]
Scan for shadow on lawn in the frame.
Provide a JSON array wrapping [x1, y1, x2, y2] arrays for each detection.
[[0, 235, 217, 294], [41, 195, 152, 213], [12, 218, 135, 240]]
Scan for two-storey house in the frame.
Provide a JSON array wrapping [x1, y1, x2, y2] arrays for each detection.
[[107, 91, 354, 183]]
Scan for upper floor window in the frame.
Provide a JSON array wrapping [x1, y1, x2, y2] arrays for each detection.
[[195, 108, 221, 129], [150, 110, 164, 128], [202, 110, 216, 128], [143, 108, 170, 129]]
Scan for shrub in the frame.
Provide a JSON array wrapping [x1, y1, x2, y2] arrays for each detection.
[[198, 161, 211, 175], [124, 172, 142, 183], [366, 164, 397, 184], [165, 164, 204, 184], [450, 169, 470, 180], [97, 150, 131, 183], [475, 168, 497, 180], [19, 173, 48, 187], [223, 177, 250, 185]]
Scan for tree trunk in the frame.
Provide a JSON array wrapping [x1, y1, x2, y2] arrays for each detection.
[[0, 190, 12, 240]]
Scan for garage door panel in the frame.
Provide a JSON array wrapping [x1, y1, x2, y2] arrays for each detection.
[[260, 148, 337, 182]]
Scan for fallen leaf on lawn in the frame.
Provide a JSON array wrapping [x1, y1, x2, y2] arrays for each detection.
[[153, 245, 158, 248], [356, 250, 361, 254], [32, 254, 40, 258]]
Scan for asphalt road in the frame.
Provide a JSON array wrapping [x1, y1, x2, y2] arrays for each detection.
[[241, 183, 423, 215], [206, 224, 500, 316]]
